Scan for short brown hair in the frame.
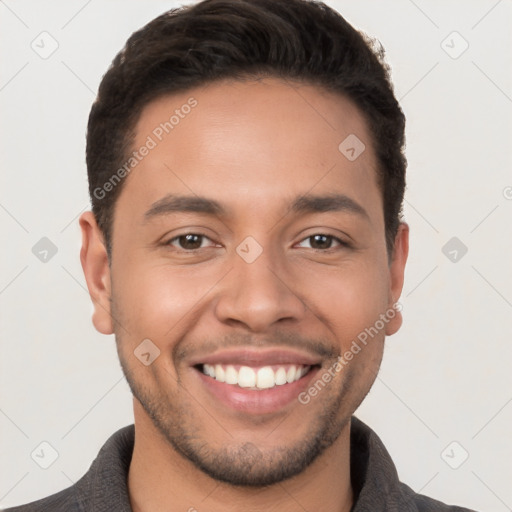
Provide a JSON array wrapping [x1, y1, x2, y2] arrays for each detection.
[[86, 0, 406, 260]]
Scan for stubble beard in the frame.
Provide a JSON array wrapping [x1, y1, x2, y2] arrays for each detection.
[[118, 343, 361, 487]]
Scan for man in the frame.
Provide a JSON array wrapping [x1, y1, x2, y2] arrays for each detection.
[[5, 0, 477, 510]]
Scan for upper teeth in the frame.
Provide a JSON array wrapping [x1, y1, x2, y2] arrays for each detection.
[[202, 364, 310, 389]]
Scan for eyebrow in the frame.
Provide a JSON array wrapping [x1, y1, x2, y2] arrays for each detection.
[[143, 192, 369, 223], [290, 193, 369, 220], [143, 194, 225, 222]]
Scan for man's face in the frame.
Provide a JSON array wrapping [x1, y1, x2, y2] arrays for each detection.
[[82, 78, 408, 486]]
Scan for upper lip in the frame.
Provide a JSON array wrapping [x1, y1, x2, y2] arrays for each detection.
[[190, 348, 322, 367]]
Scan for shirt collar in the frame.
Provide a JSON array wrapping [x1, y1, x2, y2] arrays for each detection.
[[349, 416, 407, 510], [74, 424, 134, 511], [72, 416, 404, 511]]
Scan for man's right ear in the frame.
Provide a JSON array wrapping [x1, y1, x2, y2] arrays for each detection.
[[79, 211, 114, 335]]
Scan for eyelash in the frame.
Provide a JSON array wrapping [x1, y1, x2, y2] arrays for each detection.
[[163, 233, 350, 252]]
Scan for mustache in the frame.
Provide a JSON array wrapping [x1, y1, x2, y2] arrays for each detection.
[[174, 330, 339, 364]]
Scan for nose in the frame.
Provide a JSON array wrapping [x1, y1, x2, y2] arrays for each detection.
[[214, 246, 306, 332]]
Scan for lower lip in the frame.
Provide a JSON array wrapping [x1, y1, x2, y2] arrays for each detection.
[[193, 366, 321, 415]]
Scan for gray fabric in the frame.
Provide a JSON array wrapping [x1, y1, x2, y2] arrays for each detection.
[[2, 417, 477, 511]]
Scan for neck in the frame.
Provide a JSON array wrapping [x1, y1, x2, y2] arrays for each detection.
[[128, 401, 354, 512]]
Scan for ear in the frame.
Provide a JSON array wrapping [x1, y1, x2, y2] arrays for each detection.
[[385, 222, 409, 336], [79, 211, 114, 335]]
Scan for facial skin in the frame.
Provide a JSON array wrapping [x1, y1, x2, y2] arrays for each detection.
[[79, 77, 408, 512]]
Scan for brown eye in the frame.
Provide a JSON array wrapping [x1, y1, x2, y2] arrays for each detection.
[[296, 234, 347, 250], [178, 234, 203, 249], [309, 234, 333, 249], [166, 233, 212, 250]]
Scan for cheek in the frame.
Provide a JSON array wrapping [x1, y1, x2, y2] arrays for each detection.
[[297, 259, 389, 345], [112, 262, 224, 344]]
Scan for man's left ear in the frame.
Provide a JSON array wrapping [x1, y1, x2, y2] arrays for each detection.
[[385, 222, 409, 336]]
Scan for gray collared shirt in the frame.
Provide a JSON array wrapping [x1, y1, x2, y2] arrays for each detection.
[[3, 416, 477, 511]]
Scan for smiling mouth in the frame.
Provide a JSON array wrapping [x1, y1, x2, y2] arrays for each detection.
[[196, 363, 317, 390]]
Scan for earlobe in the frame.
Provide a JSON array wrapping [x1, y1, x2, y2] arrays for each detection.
[[385, 222, 409, 336], [79, 211, 114, 335]]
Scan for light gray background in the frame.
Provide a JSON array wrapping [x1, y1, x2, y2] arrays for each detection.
[[1, 0, 511, 510]]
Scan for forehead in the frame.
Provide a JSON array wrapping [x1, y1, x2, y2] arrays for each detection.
[[116, 77, 383, 228]]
